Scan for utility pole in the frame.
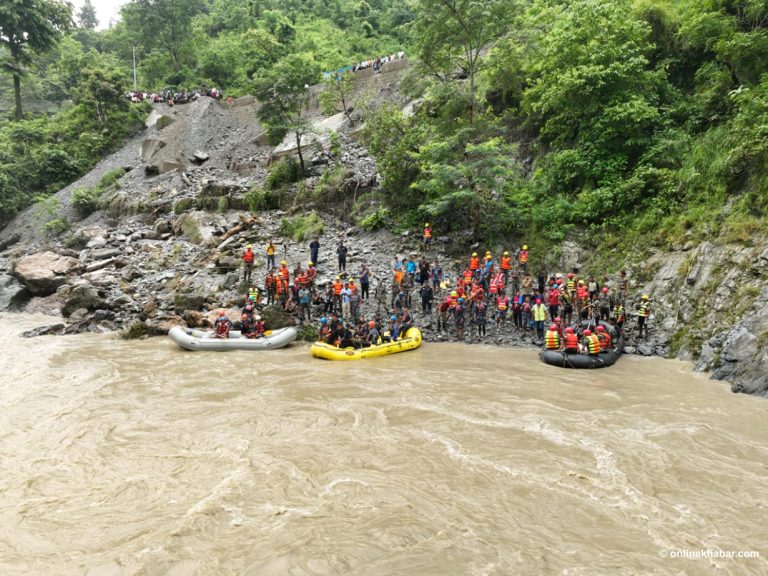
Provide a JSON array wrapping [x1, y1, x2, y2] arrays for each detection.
[[132, 46, 137, 89]]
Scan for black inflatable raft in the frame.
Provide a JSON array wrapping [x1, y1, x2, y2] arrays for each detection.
[[539, 324, 625, 369]]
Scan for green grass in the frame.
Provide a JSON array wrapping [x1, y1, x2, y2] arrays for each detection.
[[279, 213, 325, 242]]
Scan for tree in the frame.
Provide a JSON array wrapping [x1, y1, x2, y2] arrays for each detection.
[[254, 53, 321, 174], [121, 0, 206, 72], [413, 0, 511, 123], [0, 0, 72, 120], [77, 0, 97, 29], [319, 69, 355, 125]]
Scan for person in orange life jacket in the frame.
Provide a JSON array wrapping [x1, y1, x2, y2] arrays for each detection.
[[582, 329, 601, 356], [490, 270, 504, 297], [518, 244, 529, 272], [278, 260, 290, 284], [242, 244, 255, 283], [265, 239, 276, 269], [469, 252, 480, 271], [596, 325, 612, 351], [547, 285, 560, 319], [496, 290, 510, 328], [500, 251, 512, 285], [463, 267, 473, 286], [563, 327, 579, 353], [544, 323, 561, 350], [213, 310, 232, 339], [423, 223, 432, 246]]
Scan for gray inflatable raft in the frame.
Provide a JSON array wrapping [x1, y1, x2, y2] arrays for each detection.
[[168, 326, 298, 351]]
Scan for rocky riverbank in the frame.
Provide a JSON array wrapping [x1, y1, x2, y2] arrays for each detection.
[[0, 84, 766, 398]]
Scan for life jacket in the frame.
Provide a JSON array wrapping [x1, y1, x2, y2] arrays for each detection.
[[598, 332, 612, 351], [548, 289, 559, 306], [496, 296, 509, 311], [639, 301, 650, 318], [279, 266, 290, 282], [566, 279, 576, 293], [297, 273, 308, 287], [438, 298, 451, 312], [564, 333, 579, 350], [500, 256, 512, 270], [614, 305, 625, 321], [471, 286, 484, 301], [490, 276, 499, 294], [254, 321, 266, 335], [463, 269, 473, 284], [545, 330, 560, 350], [333, 280, 343, 295], [584, 334, 601, 355], [394, 269, 403, 285], [424, 227, 432, 238], [215, 318, 230, 335], [276, 279, 286, 294], [243, 249, 254, 264], [533, 304, 547, 321], [248, 287, 260, 302], [265, 275, 275, 290], [469, 257, 479, 270], [306, 267, 316, 281], [519, 250, 528, 264]]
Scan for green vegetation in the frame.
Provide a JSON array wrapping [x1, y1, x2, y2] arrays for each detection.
[[266, 158, 302, 190], [122, 320, 150, 339], [41, 217, 70, 237], [279, 213, 325, 241]]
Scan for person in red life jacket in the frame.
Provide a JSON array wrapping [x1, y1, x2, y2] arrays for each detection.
[[463, 266, 473, 286], [544, 323, 560, 350], [547, 284, 560, 320], [306, 261, 317, 290], [423, 223, 432, 246], [518, 244, 529, 272], [242, 243, 255, 283], [470, 281, 485, 303], [469, 252, 480, 271], [491, 270, 504, 297], [254, 315, 266, 338], [296, 269, 309, 290], [596, 325, 612, 351], [496, 291, 510, 330], [582, 329, 601, 356], [265, 270, 276, 305], [437, 293, 454, 332], [563, 327, 579, 353], [213, 310, 232, 339], [456, 274, 466, 295], [500, 251, 512, 285]]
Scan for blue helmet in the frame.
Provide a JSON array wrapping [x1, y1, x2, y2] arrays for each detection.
[[458, 297, 464, 303], [320, 317, 327, 324], [390, 315, 397, 321]]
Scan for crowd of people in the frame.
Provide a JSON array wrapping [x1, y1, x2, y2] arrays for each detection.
[[324, 51, 407, 79], [218, 224, 651, 351], [125, 86, 222, 105]]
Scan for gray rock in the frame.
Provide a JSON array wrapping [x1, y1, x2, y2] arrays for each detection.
[[13, 251, 81, 295], [22, 323, 66, 337], [62, 284, 107, 317], [90, 248, 120, 261], [0, 272, 28, 311]]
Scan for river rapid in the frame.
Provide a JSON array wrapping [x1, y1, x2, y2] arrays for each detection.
[[0, 314, 766, 576]]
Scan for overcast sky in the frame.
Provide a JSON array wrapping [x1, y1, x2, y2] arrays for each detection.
[[71, 0, 126, 30]]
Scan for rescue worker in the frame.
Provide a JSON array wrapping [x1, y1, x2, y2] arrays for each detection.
[[596, 325, 612, 351], [544, 323, 560, 350], [598, 286, 611, 321], [496, 291, 509, 331], [240, 313, 256, 338], [612, 301, 626, 329], [475, 300, 487, 338], [265, 240, 276, 270], [532, 297, 548, 340], [366, 320, 380, 345], [518, 244, 529, 272], [582, 329, 600, 356], [332, 275, 344, 313], [213, 310, 232, 339], [242, 244, 255, 283], [547, 284, 560, 320], [637, 294, 651, 338], [318, 317, 332, 342], [469, 252, 480, 271], [563, 327, 579, 353], [265, 270, 276, 305], [500, 251, 512, 285], [423, 223, 432, 246], [279, 260, 290, 284]]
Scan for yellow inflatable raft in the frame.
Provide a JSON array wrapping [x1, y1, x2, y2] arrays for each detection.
[[310, 327, 423, 360]]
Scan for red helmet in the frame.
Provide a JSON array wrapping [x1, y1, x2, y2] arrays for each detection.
[[536, 298, 541, 304], [596, 325, 606, 332], [583, 329, 592, 336], [565, 327, 574, 334], [556, 278, 563, 284], [554, 316, 561, 323], [218, 310, 226, 317], [549, 324, 557, 331], [368, 320, 376, 327], [568, 272, 574, 279], [602, 287, 609, 293]]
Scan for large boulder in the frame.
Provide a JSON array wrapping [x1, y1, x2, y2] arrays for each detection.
[[0, 272, 29, 310], [13, 251, 81, 295], [60, 283, 107, 317], [260, 304, 295, 329]]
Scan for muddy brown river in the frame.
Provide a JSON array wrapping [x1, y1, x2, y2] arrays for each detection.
[[0, 314, 766, 575]]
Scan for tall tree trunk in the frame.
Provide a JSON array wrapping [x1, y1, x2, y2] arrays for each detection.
[[13, 73, 23, 121], [295, 131, 305, 174]]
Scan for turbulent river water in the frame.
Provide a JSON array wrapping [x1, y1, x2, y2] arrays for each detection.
[[1, 314, 767, 576]]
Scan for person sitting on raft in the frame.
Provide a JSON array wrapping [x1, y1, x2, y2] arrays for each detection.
[[563, 327, 579, 353], [544, 324, 561, 350], [596, 325, 612, 351], [213, 310, 232, 339], [582, 329, 601, 356]]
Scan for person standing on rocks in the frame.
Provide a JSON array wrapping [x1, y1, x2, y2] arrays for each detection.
[[359, 265, 373, 301], [420, 280, 433, 315], [310, 237, 320, 267], [340, 282, 352, 320], [337, 241, 348, 273], [242, 244, 255, 284], [266, 239, 276, 270]]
